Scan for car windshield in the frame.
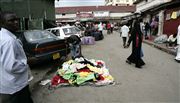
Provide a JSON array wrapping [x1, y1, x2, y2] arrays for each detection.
[[75, 27, 81, 32], [63, 27, 78, 35], [24, 30, 56, 42]]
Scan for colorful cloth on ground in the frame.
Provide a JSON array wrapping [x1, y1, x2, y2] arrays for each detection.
[[51, 57, 114, 87]]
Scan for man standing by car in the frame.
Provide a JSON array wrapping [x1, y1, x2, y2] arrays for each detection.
[[0, 11, 33, 103], [66, 35, 82, 59]]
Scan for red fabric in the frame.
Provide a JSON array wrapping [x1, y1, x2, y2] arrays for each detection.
[[60, 77, 69, 83], [99, 74, 105, 80], [51, 75, 68, 86], [97, 61, 104, 67], [51, 75, 61, 86], [107, 23, 111, 29], [77, 67, 92, 72], [136, 33, 139, 47]]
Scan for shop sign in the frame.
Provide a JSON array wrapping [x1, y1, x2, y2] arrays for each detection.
[[76, 13, 94, 18], [93, 11, 109, 17]]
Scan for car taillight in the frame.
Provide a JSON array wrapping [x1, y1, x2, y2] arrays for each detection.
[[33, 44, 66, 53], [34, 48, 44, 53]]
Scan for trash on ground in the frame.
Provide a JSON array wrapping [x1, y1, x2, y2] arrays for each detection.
[[40, 79, 51, 86]]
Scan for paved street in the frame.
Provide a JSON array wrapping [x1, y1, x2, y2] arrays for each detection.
[[31, 31, 180, 103]]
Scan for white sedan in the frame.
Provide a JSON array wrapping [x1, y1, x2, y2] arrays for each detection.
[[46, 26, 83, 39]]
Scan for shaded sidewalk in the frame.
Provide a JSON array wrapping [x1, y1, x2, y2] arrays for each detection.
[[143, 36, 176, 56]]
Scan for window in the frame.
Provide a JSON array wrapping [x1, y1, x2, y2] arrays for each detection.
[[63, 27, 78, 35], [25, 30, 55, 42], [52, 30, 60, 36]]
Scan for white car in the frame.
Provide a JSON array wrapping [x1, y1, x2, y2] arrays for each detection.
[[46, 26, 83, 39]]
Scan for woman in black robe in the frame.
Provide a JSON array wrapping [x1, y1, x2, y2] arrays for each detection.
[[126, 19, 145, 68]]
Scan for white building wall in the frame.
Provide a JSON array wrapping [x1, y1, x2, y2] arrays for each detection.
[[110, 12, 132, 17], [106, 0, 135, 6]]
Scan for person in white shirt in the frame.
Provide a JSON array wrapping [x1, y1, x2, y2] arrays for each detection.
[[175, 24, 180, 62], [166, 34, 177, 48], [0, 11, 33, 103], [98, 22, 103, 35], [121, 24, 130, 48], [110, 23, 114, 33]]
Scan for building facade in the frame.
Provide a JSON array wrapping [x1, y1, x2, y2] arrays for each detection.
[[133, 0, 180, 36], [55, 6, 136, 23], [105, 0, 136, 6], [163, 3, 180, 35]]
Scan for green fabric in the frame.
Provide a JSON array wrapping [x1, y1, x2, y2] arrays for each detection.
[[76, 73, 95, 85], [63, 73, 74, 80]]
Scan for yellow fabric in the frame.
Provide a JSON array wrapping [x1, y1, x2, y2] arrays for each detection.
[[66, 60, 74, 64], [87, 64, 103, 74], [58, 69, 65, 76], [78, 72, 91, 77], [171, 12, 177, 19], [104, 75, 114, 81]]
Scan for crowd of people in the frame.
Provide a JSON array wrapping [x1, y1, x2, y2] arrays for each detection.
[[119, 17, 180, 67]]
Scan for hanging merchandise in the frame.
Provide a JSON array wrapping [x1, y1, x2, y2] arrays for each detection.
[[171, 12, 177, 19], [50, 57, 115, 87]]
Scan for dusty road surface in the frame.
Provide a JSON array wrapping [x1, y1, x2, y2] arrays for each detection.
[[30, 31, 180, 103]]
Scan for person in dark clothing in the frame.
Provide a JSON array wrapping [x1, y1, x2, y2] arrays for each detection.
[[144, 22, 150, 39], [66, 35, 82, 59], [125, 19, 145, 68]]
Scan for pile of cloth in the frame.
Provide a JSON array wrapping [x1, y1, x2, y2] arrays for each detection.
[[154, 34, 168, 44], [51, 57, 114, 87]]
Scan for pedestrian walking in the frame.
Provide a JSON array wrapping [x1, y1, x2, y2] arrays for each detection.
[[66, 35, 82, 59], [0, 11, 34, 103], [121, 24, 129, 48], [175, 24, 180, 62], [125, 19, 145, 68], [150, 17, 158, 36], [111, 23, 114, 33], [98, 22, 103, 36], [107, 22, 111, 34], [144, 22, 150, 39]]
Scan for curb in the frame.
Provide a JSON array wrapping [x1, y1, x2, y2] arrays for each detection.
[[143, 40, 176, 56]]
